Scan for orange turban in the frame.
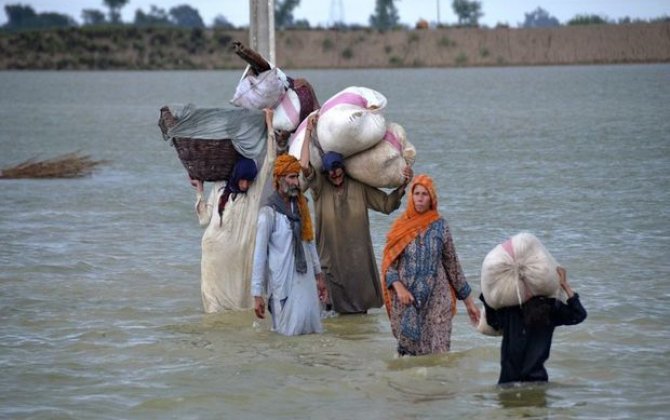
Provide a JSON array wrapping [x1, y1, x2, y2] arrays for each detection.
[[273, 154, 301, 179], [272, 153, 314, 242]]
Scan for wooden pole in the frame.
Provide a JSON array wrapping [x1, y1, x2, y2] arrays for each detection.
[[249, 0, 276, 65]]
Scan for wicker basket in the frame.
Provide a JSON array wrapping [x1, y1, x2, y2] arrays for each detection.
[[159, 106, 241, 182]]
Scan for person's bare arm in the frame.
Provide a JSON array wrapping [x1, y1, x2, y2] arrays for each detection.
[[391, 281, 415, 306], [254, 296, 266, 319], [557, 266, 575, 298], [463, 295, 481, 326]]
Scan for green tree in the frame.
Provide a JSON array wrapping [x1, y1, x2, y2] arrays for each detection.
[[169, 4, 204, 28], [522, 7, 560, 28], [103, 0, 129, 24], [82, 9, 106, 26], [369, 0, 400, 31], [293, 18, 310, 28], [567, 14, 608, 26], [213, 14, 235, 29], [134, 6, 170, 27], [452, 0, 482, 27], [275, 0, 300, 29], [3, 4, 75, 30], [3, 4, 37, 28], [37, 12, 76, 28]]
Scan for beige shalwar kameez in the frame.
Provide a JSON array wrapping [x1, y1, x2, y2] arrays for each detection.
[[305, 171, 405, 313], [195, 132, 275, 313]]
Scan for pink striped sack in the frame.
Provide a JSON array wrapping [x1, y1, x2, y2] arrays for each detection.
[[480, 232, 566, 310], [287, 86, 389, 169], [314, 86, 388, 157], [344, 122, 416, 188], [272, 88, 302, 132]]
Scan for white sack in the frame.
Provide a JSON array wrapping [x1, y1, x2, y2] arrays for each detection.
[[476, 306, 502, 336], [230, 67, 289, 110], [272, 88, 301, 132], [480, 232, 565, 310], [344, 122, 416, 188], [315, 87, 388, 157]]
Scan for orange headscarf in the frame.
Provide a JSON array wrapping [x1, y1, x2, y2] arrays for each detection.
[[273, 154, 314, 241], [380, 174, 456, 317]]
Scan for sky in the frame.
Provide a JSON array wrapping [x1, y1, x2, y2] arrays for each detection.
[[1, 0, 669, 27]]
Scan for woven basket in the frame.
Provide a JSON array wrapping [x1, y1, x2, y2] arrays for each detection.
[[159, 106, 241, 182]]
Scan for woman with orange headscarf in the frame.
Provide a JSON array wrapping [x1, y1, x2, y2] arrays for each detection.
[[381, 174, 480, 355]]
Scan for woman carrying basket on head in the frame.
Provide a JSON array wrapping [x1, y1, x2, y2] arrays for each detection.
[[190, 109, 277, 313]]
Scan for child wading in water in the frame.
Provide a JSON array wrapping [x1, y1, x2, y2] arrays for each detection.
[[480, 267, 587, 384]]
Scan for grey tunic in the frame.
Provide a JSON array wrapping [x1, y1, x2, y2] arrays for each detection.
[[306, 170, 405, 313]]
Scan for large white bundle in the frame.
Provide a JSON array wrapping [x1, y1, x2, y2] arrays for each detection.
[[480, 232, 565, 310], [314, 86, 388, 157], [272, 88, 301, 131], [344, 122, 416, 188], [230, 67, 289, 110]]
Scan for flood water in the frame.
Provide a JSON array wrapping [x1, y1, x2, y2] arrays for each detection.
[[1, 64, 669, 418]]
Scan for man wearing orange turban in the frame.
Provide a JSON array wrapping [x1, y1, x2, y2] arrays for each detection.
[[251, 154, 328, 336]]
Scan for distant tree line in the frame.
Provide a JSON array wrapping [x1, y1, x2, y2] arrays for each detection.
[[2, 0, 668, 32], [519, 7, 669, 28]]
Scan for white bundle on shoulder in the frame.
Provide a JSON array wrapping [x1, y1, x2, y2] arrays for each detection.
[[315, 86, 388, 157], [480, 232, 566, 310], [230, 67, 289, 110], [272, 88, 302, 132], [344, 122, 416, 188]]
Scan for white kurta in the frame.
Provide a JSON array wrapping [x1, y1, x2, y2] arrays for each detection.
[[251, 205, 323, 336], [196, 136, 275, 313]]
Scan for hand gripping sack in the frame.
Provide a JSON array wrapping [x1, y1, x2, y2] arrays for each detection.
[[476, 306, 502, 336], [230, 67, 289, 110], [287, 110, 321, 164], [315, 86, 388, 157], [344, 122, 416, 188], [272, 78, 320, 133], [480, 232, 565, 310]]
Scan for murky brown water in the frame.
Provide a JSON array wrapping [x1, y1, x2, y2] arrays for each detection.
[[1, 65, 669, 418]]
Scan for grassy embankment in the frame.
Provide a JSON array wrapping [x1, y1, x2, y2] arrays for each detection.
[[0, 22, 669, 70]]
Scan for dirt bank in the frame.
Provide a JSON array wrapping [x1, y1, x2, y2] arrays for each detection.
[[1, 22, 668, 70]]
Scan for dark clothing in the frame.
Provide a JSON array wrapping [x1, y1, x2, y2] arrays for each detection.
[[480, 293, 587, 384]]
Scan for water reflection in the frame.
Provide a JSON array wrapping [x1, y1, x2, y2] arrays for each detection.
[[496, 383, 549, 409]]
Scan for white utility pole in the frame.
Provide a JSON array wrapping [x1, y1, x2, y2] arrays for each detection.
[[249, 0, 276, 65]]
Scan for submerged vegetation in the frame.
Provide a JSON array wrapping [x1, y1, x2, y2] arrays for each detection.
[[0, 152, 108, 179]]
